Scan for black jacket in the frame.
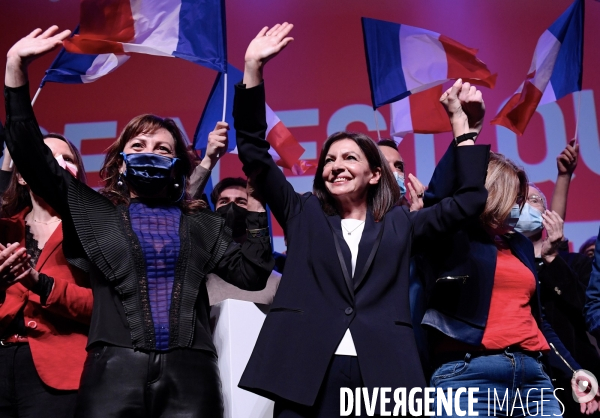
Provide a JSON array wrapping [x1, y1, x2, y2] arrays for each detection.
[[234, 81, 491, 406], [4, 84, 274, 353]]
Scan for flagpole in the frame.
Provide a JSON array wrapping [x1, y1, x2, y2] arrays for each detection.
[[31, 87, 43, 107], [373, 110, 382, 141], [221, 72, 228, 122], [572, 90, 582, 145]]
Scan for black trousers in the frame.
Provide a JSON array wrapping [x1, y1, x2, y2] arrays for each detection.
[[0, 344, 77, 418], [75, 345, 223, 418], [274, 355, 368, 418]]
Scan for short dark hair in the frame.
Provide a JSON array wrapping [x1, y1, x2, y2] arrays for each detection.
[[312, 131, 399, 222], [377, 138, 398, 151], [211, 177, 247, 207]]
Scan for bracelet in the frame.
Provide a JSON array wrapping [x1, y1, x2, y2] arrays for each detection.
[[247, 228, 269, 238], [454, 132, 478, 146]]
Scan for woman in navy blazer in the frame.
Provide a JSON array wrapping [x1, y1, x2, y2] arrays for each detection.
[[421, 140, 598, 415], [234, 23, 491, 417]]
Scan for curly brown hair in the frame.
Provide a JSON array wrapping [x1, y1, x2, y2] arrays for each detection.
[[98, 114, 206, 212]]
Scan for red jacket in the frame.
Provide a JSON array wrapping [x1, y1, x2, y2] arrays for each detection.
[[0, 208, 92, 390]]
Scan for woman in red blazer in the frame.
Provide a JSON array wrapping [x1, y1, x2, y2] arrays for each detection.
[[0, 130, 92, 418]]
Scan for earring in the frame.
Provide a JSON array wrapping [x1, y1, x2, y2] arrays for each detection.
[[117, 174, 123, 187], [174, 183, 180, 188]]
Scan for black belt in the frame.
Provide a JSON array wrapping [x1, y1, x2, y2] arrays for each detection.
[[433, 346, 540, 368]]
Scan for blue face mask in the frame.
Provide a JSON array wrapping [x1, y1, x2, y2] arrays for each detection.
[[515, 203, 544, 237], [503, 204, 521, 231], [393, 171, 406, 198], [120, 152, 183, 200]]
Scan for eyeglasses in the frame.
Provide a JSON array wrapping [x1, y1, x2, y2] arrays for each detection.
[[527, 194, 544, 206]]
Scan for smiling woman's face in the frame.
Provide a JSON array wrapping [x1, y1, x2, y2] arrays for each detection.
[[322, 138, 380, 203]]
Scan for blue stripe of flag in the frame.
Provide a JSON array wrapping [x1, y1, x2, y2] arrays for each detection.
[[174, 0, 227, 73], [548, 0, 584, 100], [362, 17, 409, 109], [194, 63, 241, 153]]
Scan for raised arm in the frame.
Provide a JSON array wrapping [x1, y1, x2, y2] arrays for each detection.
[[550, 140, 578, 221], [234, 23, 301, 227], [4, 27, 74, 218], [188, 122, 229, 200], [412, 80, 489, 243], [0, 122, 11, 196]]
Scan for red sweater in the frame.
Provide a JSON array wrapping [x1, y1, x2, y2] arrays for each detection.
[[0, 208, 93, 390], [481, 248, 548, 351]]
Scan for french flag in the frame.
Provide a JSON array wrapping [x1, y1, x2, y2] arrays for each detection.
[[390, 85, 451, 139], [491, 0, 583, 135], [362, 17, 496, 109], [63, 0, 227, 73], [194, 63, 308, 173], [42, 27, 129, 86]]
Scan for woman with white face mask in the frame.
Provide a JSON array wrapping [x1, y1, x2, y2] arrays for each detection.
[[516, 183, 600, 416], [421, 148, 599, 415]]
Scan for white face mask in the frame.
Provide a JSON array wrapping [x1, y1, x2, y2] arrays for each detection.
[[55, 155, 78, 178]]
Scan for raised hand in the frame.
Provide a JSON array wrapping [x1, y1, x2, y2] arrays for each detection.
[[6, 26, 71, 87], [440, 79, 485, 138], [557, 139, 579, 176], [201, 121, 229, 170], [540, 210, 564, 263], [243, 23, 294, 88]]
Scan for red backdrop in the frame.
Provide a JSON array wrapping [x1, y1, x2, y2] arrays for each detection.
[[2, 0, 599, 251]]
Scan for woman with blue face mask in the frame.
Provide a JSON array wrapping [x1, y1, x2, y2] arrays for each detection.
[[4, 27, 275, 418]]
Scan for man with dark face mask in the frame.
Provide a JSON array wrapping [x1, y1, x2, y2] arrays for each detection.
[[206, 177, 282, 306]]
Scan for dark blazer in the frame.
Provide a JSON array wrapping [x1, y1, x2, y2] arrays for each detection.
[[234, 82, 491, 406], [585, 229, 600, 341], [422, 143, 580, 371], [4, 84, 274, 353]]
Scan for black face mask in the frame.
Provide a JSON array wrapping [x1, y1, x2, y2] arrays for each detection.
[[121, 152, 182, 199], [216, 202, 248, 242]]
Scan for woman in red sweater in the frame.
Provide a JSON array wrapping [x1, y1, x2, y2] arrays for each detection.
[[0, 131, 92, 418]]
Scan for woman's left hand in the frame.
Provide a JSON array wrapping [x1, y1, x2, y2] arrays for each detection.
[[540, 210, 564, 263]]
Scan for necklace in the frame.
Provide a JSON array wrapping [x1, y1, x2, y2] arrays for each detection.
[[341, 220, 365, 235], [31, 218, 61, 225]]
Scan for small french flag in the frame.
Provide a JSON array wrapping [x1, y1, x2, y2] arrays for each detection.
[[362, 17, 496, 109], [491, 0, 584, 135], [194, 63, 307, 173], [64, 0, 227, 73]]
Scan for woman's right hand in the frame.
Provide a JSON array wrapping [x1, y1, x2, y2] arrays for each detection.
[[243, 23, 294, 88], [440, 79, 485, 139], [200, 121, 229, 171], [6, 26, 71, 88]]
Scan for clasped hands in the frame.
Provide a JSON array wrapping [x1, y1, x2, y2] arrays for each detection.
[[0, 242, 38, 292]]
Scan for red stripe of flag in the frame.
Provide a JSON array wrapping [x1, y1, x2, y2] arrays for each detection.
[[64, 0, 134, 54], [267, 121, 305, 170], [490, 80, 543, 135], [409, 85, 451, 134], [439, 35, 497, 89]]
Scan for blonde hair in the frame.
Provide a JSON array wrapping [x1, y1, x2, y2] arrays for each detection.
[[480, 152, 528, 230]]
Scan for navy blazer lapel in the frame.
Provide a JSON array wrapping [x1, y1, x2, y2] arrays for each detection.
[[326, 214, 354, 299], [354, 212, 384, 291], [507, 233, 538, 277]]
